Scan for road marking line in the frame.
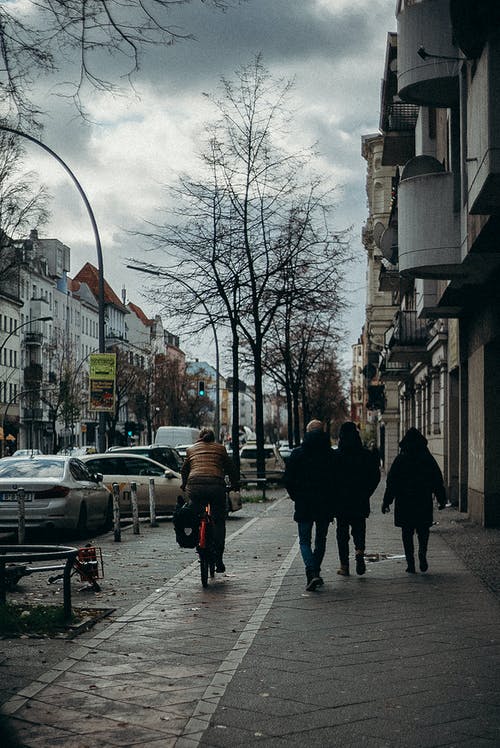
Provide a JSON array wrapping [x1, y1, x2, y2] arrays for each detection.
[[176, 535, 300, 746]]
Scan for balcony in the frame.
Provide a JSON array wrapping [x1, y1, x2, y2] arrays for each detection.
[[415, 278, 462, 318], [397, 0, 459, 107], [466, 34, 500, 214], [398, 156, 462, 278], [379, 357, 413, 382], [24, 331, 44, 346], [384, 310, 430, 363]]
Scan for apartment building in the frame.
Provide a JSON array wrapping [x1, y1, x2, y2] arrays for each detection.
[[357, 1, 500, 526]]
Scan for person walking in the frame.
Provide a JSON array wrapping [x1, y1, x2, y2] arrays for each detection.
[[181, 428, 238, 573], [381, 427, 446, 573], [284, 419, 336, 591], [333, 421, 381, 576]]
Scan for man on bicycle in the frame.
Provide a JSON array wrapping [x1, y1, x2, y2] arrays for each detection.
[[181, 428, 238, 573]]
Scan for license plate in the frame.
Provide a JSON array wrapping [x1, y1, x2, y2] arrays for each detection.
[[0, 492, 34, 502]]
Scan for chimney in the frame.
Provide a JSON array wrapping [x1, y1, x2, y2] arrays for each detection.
[[121, 285, 127, 305]]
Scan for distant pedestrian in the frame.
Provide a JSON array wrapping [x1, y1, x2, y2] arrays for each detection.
[[382, 427, 446, 573], [333, 421, 381, 576], [284, 419, 336, 591], [181, 428, 238, 573]]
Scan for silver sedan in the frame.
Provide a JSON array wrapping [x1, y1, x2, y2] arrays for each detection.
[[0, 455, 113, 535]]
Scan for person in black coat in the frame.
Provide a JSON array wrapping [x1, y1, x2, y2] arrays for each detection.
[[382, 427, 446, 573], [333, 421, 381, 576], [284, 419, 336, 591]]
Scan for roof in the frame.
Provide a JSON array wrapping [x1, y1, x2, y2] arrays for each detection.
[[73, 263, 128, 312], [128, 301, 153, 326]]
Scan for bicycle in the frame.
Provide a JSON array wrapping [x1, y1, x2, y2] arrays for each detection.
[[196, 502, 217, 588]]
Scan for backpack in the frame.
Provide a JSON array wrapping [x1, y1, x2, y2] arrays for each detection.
[[173, 502, 200, 548]]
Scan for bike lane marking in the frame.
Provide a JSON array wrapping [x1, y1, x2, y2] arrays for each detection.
[[176, 519, 299, 746]]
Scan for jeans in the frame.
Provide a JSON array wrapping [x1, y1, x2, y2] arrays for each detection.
[[297, 520, 330, 575], [336, 517, 366, 566]]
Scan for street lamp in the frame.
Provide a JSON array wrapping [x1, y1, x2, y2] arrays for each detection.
[[0, 316, 52, 455], [127, 265, 221, 441], [0, 125, 107, 451]]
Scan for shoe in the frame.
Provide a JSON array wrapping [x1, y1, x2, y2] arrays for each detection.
[[337, 565, 349, 576], [419, 553, 428, 572], [316, 576, 324, 587], [216, 562, 226, 573], [406, 564, 416, 574], [355, 553, 366, 576], [306, 575, 321, 591]]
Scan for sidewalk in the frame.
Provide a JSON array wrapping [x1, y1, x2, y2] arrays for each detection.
[[2, 485, 500, 747]]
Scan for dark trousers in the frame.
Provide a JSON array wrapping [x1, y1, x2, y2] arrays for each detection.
[[187, 481, 226, 562], [401, 525, 429, 567], [336, 516, 366, 565]]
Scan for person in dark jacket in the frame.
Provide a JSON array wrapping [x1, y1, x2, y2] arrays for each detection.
[[382, 427, 446, 573], [284, 419, 336, 591], [333, 421, 381, 576]]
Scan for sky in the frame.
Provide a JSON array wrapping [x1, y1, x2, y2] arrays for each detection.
[[12, 0, 397, 373]]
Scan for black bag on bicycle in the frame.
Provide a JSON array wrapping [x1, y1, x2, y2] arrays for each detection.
[[173, 502, 200, 548]]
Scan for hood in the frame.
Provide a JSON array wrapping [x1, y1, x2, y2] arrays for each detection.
[[338, 421, 363, 451], [399, 427, 428, 451]]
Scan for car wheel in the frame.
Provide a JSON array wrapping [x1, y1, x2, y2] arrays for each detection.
[[76, 503, 88, 538], [103, 498, 113, 532]]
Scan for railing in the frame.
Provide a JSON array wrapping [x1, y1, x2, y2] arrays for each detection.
[[24, 332, 44, 345], [392, 310, 429, 346]]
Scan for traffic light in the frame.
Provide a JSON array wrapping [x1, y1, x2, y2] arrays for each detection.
[[198, 380, 205, 397]]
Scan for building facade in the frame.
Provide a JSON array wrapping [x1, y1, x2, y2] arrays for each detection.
[[356, 1, 500, 526]]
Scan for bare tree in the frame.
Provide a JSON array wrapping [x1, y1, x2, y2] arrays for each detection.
[[132, 57, 351, 478], [0, 133, 49, 299], [0, 0, 246, 127], [305, 352, 349, 438]]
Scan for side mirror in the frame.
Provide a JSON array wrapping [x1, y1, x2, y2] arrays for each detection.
[[164, 470, 175, 480], [94, 472, 103, 483]]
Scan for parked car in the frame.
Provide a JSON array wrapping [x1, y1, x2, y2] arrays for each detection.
[[174, 444, 192, 460], [81, 453, 184, 515], [12, 449, 43, 457], [106, 445, 183, 471], [0, 455, 112, 535], [239, 443, 285, 483], [278, 445, 293, 464]]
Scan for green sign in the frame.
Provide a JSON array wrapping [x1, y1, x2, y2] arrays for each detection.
[[89, 353, 116, 411], [89, 353, 116, 380]]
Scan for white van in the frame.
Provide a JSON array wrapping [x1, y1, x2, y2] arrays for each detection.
[[154, 426, 200, 448]]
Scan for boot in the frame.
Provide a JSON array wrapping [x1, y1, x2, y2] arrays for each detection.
[[306, 569, 321, 591], [418, 551, 428, 572], [337, 564, 349, 576], [355, 551, 366, 576]]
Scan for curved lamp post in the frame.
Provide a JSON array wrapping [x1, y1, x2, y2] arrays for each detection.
[[0, 125, 107, 451], [0, 316, 52, 456], [127, 264, 221, 442]]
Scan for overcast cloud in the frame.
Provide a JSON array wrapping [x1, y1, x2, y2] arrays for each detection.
[[17, 0, 397, 367]]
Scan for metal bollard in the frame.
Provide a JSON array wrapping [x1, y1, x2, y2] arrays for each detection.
[[17, 488, 26, 545], [112, 483, 121, 542], [130, 481, 140, 534], [149, 479, 158, 527]]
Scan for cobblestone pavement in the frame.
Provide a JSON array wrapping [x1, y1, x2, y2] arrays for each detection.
[[1, 483, 500, 747]]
